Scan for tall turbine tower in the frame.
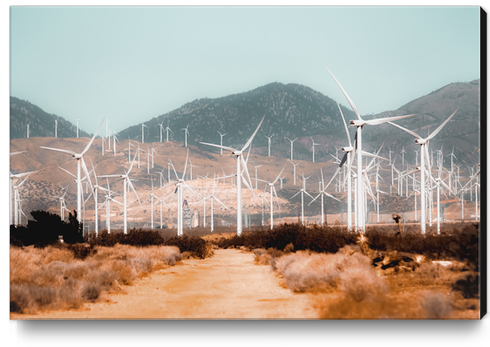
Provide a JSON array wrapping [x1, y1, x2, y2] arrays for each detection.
[[41, 119, 104, 223], [200, 115, 265, 235], [326, 67, 417, 232], [388, 109, 457, 234]]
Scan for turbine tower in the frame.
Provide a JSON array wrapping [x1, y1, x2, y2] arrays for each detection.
[[311, 137, 320, 163], [388, 109, 457, 234], [265, 134, 274, 156], [326, 67, 416, 232], [200, 115, 265, 235], [287, 138, 297, 161], [41, 119, 104, 223], [218, 131, 227, 155]]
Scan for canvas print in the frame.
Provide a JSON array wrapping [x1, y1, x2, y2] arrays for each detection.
[[9, 6, 484, 319]]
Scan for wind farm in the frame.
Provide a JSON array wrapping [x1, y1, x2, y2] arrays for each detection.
[[9, 6, 482, 323]]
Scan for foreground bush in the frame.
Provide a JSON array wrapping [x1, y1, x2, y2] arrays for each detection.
[[219, 222, 479, 268], [10, 244, 182, 314], [10, 210, 83, 247], [217, 223, 357, 254]]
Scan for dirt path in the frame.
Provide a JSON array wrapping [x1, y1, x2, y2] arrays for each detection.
[[13, 249, 319, 319]]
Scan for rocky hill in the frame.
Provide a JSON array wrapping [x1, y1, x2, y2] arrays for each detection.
[[10, 96, 91, 140]]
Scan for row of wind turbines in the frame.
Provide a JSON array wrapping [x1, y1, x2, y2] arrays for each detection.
[[11, 67, 480, 236]]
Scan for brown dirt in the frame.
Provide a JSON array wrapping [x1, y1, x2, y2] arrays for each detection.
[[11, 249, 318, 319]]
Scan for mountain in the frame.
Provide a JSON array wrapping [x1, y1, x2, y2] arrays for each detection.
[[116, 83, 357, 161], [362, 79, 480, 165], [116, 80, 480, 165], [10, 96, 91, 140]]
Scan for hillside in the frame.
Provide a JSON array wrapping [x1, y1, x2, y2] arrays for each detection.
[[10, 97, 91, 140], [116, 83, 358, 161], [115, 80, 480, 165]]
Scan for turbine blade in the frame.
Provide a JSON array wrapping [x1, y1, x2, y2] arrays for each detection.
[[200, 141, 236, 153], [325, 67, 361, 120], [387, 121, 421, 139], [366, 113, 417, 126], [337, 101, 352, 147], [81, 118, 105, 155], [241, 114, 266, 152], [427, 109, 458, 141], [41, 146, 77, 156]]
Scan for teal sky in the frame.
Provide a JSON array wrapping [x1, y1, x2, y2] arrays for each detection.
[[10, 6, 480, 134]]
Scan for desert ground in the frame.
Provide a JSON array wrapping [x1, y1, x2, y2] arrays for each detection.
[[11, 248, 319, 319]]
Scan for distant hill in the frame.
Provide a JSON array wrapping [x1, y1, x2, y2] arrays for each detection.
[[116, 82, 358, 161], [10, 96, 91, 140], [116, 80, 480, 165]]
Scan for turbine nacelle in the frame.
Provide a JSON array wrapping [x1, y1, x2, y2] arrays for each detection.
[[233, 150, 242, 156], [415, 138, 427, 145], [350, 120, 365, 127], [341, 146, 354, 152]]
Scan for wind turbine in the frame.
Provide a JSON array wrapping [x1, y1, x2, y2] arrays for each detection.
[[99, 155, 141, 234], [309, 168, 342, 225], [141, 124, 148, 144], [52, 185, 69, 221], [77, 119, 79, 138], [12, 174, 33, 226], [311, 137, 320, 163], [254, 163, 263, 189], [98, 178, 123, 233], [182, 124, 189, 148], [165, 123, 173, 142], [326, 67, 417, 232], [27, 124, 29, 138], [218, 131, 227, 155], [143, 179, 159, 229], [336, 100, 356, 229], [388, 109, 457, 234], [158, 123, 164, 142], [41, 119, 104, 223], [166, 150, 200, 235], [289, 159, 300, 186], [291, 174, 313, 225], [265, 134, 274, 156], [200, 115, 265, 235], [287, 137, 297, 161], [257, 166, 285, 229], [197, 179, 229, 231]]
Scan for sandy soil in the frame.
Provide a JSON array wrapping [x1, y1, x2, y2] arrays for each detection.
[[11, 249, 319, 320]]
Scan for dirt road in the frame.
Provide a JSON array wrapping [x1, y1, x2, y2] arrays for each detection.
[[13, 249, 319, 319]]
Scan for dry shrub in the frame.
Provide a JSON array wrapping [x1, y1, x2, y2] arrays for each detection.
[[340, 266, 388, 302], [420, 291, 452, 319], [39, 245, 75, 264], [81, 282, 101, 301], [276, 247, 380, 294], [111, 260, 136, 285], [11, 244, 182, 315], [413, 262, 455, 285]]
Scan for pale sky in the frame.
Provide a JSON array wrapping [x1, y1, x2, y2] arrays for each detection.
[[9, 5, 480, 134]]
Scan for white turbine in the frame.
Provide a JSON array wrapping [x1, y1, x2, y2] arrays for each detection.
[[182, 124, 189, 148], [289, 159, 300, 186], [41, 119, 104, 223], [200, 115, 265, 235], [141, 124, 148, 144], [388, 109, 458, 234], [265, 134, 274, 156], [309, 168, 342, 225], [291, 174, 314, 226], [311, 137, 320, 163], [287, 137, 297, 161], [326, 67, 417, 232], [99, 155, 141, 234], [166, 150, 200, 235], [218, 131, 227, 155], [257, 166, 285, 229]]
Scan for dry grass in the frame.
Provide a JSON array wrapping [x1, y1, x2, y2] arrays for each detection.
[[10, 244, 182, 314]]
